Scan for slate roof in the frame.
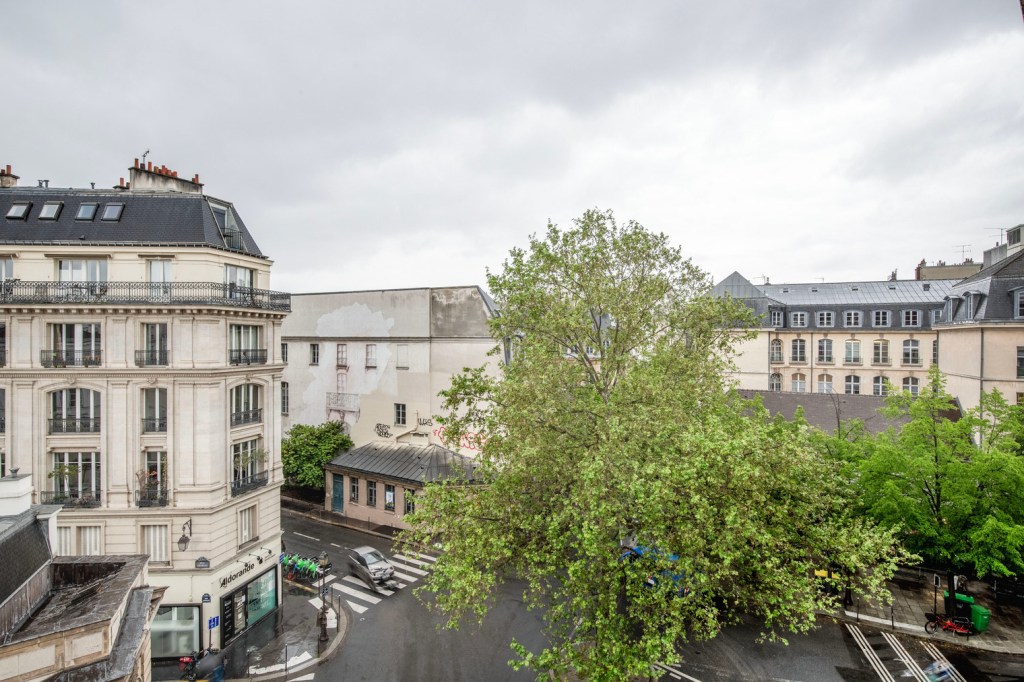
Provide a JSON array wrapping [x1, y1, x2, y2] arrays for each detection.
[[0, 509, 52, 606], [757, 279, 955, 306], [0, 187, 265, 257], [739, 389, 908, 434], [945, 249, 1024, 322], [328, 442, 479, 485]]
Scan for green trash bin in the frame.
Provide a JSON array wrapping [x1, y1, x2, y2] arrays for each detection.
[[971, 604, 991, 633], [944, 591, 975, 618]]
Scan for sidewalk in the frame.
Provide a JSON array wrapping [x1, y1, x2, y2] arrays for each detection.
[[831, 571, 1024, 655]]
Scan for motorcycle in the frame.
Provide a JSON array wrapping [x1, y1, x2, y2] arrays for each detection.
[[178, 647, 217, 681]]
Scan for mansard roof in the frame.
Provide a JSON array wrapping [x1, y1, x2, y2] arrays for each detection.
[[0, 187, 265, 257], [757, 279, 955, 306], [328, 442, 479, 486]]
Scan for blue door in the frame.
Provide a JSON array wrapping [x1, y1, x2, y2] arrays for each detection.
[[332, 473, 344, 512]]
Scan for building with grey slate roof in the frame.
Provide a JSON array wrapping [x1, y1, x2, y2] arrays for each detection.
[[325, 442, 478, 532], [0, 160, 289, 661]]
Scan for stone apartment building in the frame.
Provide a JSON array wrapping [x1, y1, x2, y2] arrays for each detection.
[[0, 161, 288, 658]]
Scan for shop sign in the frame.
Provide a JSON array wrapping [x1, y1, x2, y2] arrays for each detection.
[[219, 560, 257, 589]]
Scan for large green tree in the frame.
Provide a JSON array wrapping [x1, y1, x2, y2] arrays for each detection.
[[281, 421, 353, 490], [400, 209, 905, 681], [855, 367, 1024, 587]]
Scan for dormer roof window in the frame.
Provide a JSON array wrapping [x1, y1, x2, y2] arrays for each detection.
[[101, 203, 124, 221], [76, 203, 98, 221], [39, 201, 63, 220], [5, 202, 30, 220]]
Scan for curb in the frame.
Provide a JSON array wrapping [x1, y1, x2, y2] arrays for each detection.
[[281, 504, 397, 540], [825, 609, 1022, 656]]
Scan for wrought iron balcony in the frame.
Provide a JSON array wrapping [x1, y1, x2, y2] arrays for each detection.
[[41, 350, 102, 368], [135, 349, 169, 366], [141, 417, 167, 433], [135, 485, 168, 507], [229, 349, 268, 365], [0, 281, 291, 311], [0, 350, 6, 367], [231, 470, 269, 497], [230, 408, 263, 427], [48, 417, 101, 434], [40, 490, 102, 508]]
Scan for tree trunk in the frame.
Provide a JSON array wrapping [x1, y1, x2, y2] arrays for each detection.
[[945, 569, 956, 615]]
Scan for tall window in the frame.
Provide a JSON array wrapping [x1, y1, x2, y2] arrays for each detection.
[[872, 340, 890, 365], [384, 484, 396, 511], [337, 343, 348, 367], [1018, 347, 1024, 379], [366, 344, 377, 368], [395, 403, 407, 426], [873, 376, 888, 396], [932, 309, 943, 325], [232, 439, 262, 483], [77, 526, 102, 556], [817, 339, 833, 363], [790, 312, 807, 328], [768, 373, 781, 391], [367, 481, 377, 507], [230, 384, 262, 426], [1016, 291, 1024, 320], [58, 259, 107, 283], [310, 343, 320, 365], [350, 476, 359, 502], [844, 340, 861, 363], [281, 343, 288, 362], [769, 339, 783, 363], [51, 452, 101, 501], [281, 382, 289, 415], [224, 265, 255, 300], [239, 505, 257, 546], [229, 325, 265, 365], [47, 323, 102, 366], [791, 339, 806, 363], [139, 322, 168, 366], [817, 311, 834, 328], [791, 373, 806, 393], [902, 340, 920, 365], [964, 295, 974, 320], [902, 377, 920, 396], [148, 260, 172, 300], [844, 311, 862, 327], [142, 388, 167, 433], [404, 489, 415, 515], [844, 375, 860, 395], [397, 343, 409, 370], [817, 374, 833, 394], [902, 310, 920, 327], [50, 388, 101, 433], [932, 339, 939, 365], [0, 256, 14, 280], [873, 310, 890, 327], [769, 310, 783, 327], [139, 451, 168, 507], [141, 524, 169, 563]]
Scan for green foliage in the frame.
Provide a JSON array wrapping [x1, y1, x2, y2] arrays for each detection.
[[850, 365, 1024, 577], [281, 421, 353, 490], [399, 209, 906, 681]]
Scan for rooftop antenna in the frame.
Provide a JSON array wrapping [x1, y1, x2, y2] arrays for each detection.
[[141, 149, 150, 164], [985, 227, 1006, 245], [953, 244, 971, 261]]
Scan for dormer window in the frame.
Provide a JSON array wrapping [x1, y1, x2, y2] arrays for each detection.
[[101, 203, 124, 221], [39, 202, 63, 220], [5, 203, 30, 220], [76, 203, 98, 221]]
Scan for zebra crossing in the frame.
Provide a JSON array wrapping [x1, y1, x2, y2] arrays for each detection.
[[845, 623, 965, 682], [330, 551, 437, 616]]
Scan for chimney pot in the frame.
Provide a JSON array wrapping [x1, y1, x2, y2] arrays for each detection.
[[147, 161, 153, 172], [172, 170, 177, 178], [4, 165, 9, 174], [134, 158, 139, 168], [126, 182, 130, 189], [119, 177, 125, 186]]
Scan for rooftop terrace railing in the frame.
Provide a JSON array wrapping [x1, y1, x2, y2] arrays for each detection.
[[0, 281, 291, 312]]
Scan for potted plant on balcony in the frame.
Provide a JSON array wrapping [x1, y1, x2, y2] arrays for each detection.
[[47, 463, 79, 503]]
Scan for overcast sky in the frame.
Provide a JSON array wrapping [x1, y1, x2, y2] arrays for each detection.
[[4, 2, 1023, 292]]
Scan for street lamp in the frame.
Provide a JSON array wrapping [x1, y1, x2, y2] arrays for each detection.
[[177, 518, 193, 551], [318, 551, 330, 643]]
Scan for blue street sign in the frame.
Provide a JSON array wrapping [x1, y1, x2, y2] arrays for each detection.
[[202, 593, 211, 603], [208, 615, 219, 630]]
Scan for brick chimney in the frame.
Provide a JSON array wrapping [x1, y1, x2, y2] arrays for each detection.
[[127, 158, 203, 194], [0, 164, 19, 189]]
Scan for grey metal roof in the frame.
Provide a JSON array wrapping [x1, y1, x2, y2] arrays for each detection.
[[757, 279, 956, 306], [739, 390, 908, 434], [0, 509, 52, 606], [328, 442, 478, 485], [0, 187, 265, 257]]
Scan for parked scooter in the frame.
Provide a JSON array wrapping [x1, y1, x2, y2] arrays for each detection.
[[178, 647, 218, 681]]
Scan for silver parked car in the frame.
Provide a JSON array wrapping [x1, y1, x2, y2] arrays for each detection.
[[347, 545, 395, 590]]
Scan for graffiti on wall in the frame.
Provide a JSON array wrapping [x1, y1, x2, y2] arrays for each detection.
[[432, 426, 484, 452], [418, 417, 433, 426], [375, 423, 392, 438]]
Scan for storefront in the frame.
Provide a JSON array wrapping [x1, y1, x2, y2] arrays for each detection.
[[219, 566, 278, 644]]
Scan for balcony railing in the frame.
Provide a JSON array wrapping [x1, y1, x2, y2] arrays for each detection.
[[231, 470, 269, 497], [41, 350, 102, 368], [0, 281, 291, 312], [48, 417, 101, 434], [135, 350, 169, 366], [141, 418, 167, 433], [229, 349, 268, 365], [40, 490, 102, 508], [0, 349, 6, 367], [135, 486, 168, 507], [230, 408, 263, 427]]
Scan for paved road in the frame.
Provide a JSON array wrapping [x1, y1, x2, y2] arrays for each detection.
[[282, 515, 1024, 682]]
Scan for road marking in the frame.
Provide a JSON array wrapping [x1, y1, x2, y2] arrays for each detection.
[[393, 570, 420, 583], [330, 542, 342, 547], [412, 552, 438, 562], [334, 580, 383, 603], [652, 663, 701, 682], [390, 561, 428, 576], [293, 532, 319, 541], [922, 643, 967, 682], [323, 574, 337, 584], [343, 600, 368, 614], [393, 553, 432, 568], [846, 624, 895, 682], [881, 632, 928, 682]]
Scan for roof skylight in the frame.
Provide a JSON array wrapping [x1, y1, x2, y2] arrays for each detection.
[[39, 201, 63, 220], [76, 203, 98, 221], [5, 203, 30, 220], [101, 203, 124, 221]]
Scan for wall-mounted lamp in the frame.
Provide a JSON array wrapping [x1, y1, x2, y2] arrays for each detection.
[[177, 518, 193, 551], [248, 553, 264, 565]]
